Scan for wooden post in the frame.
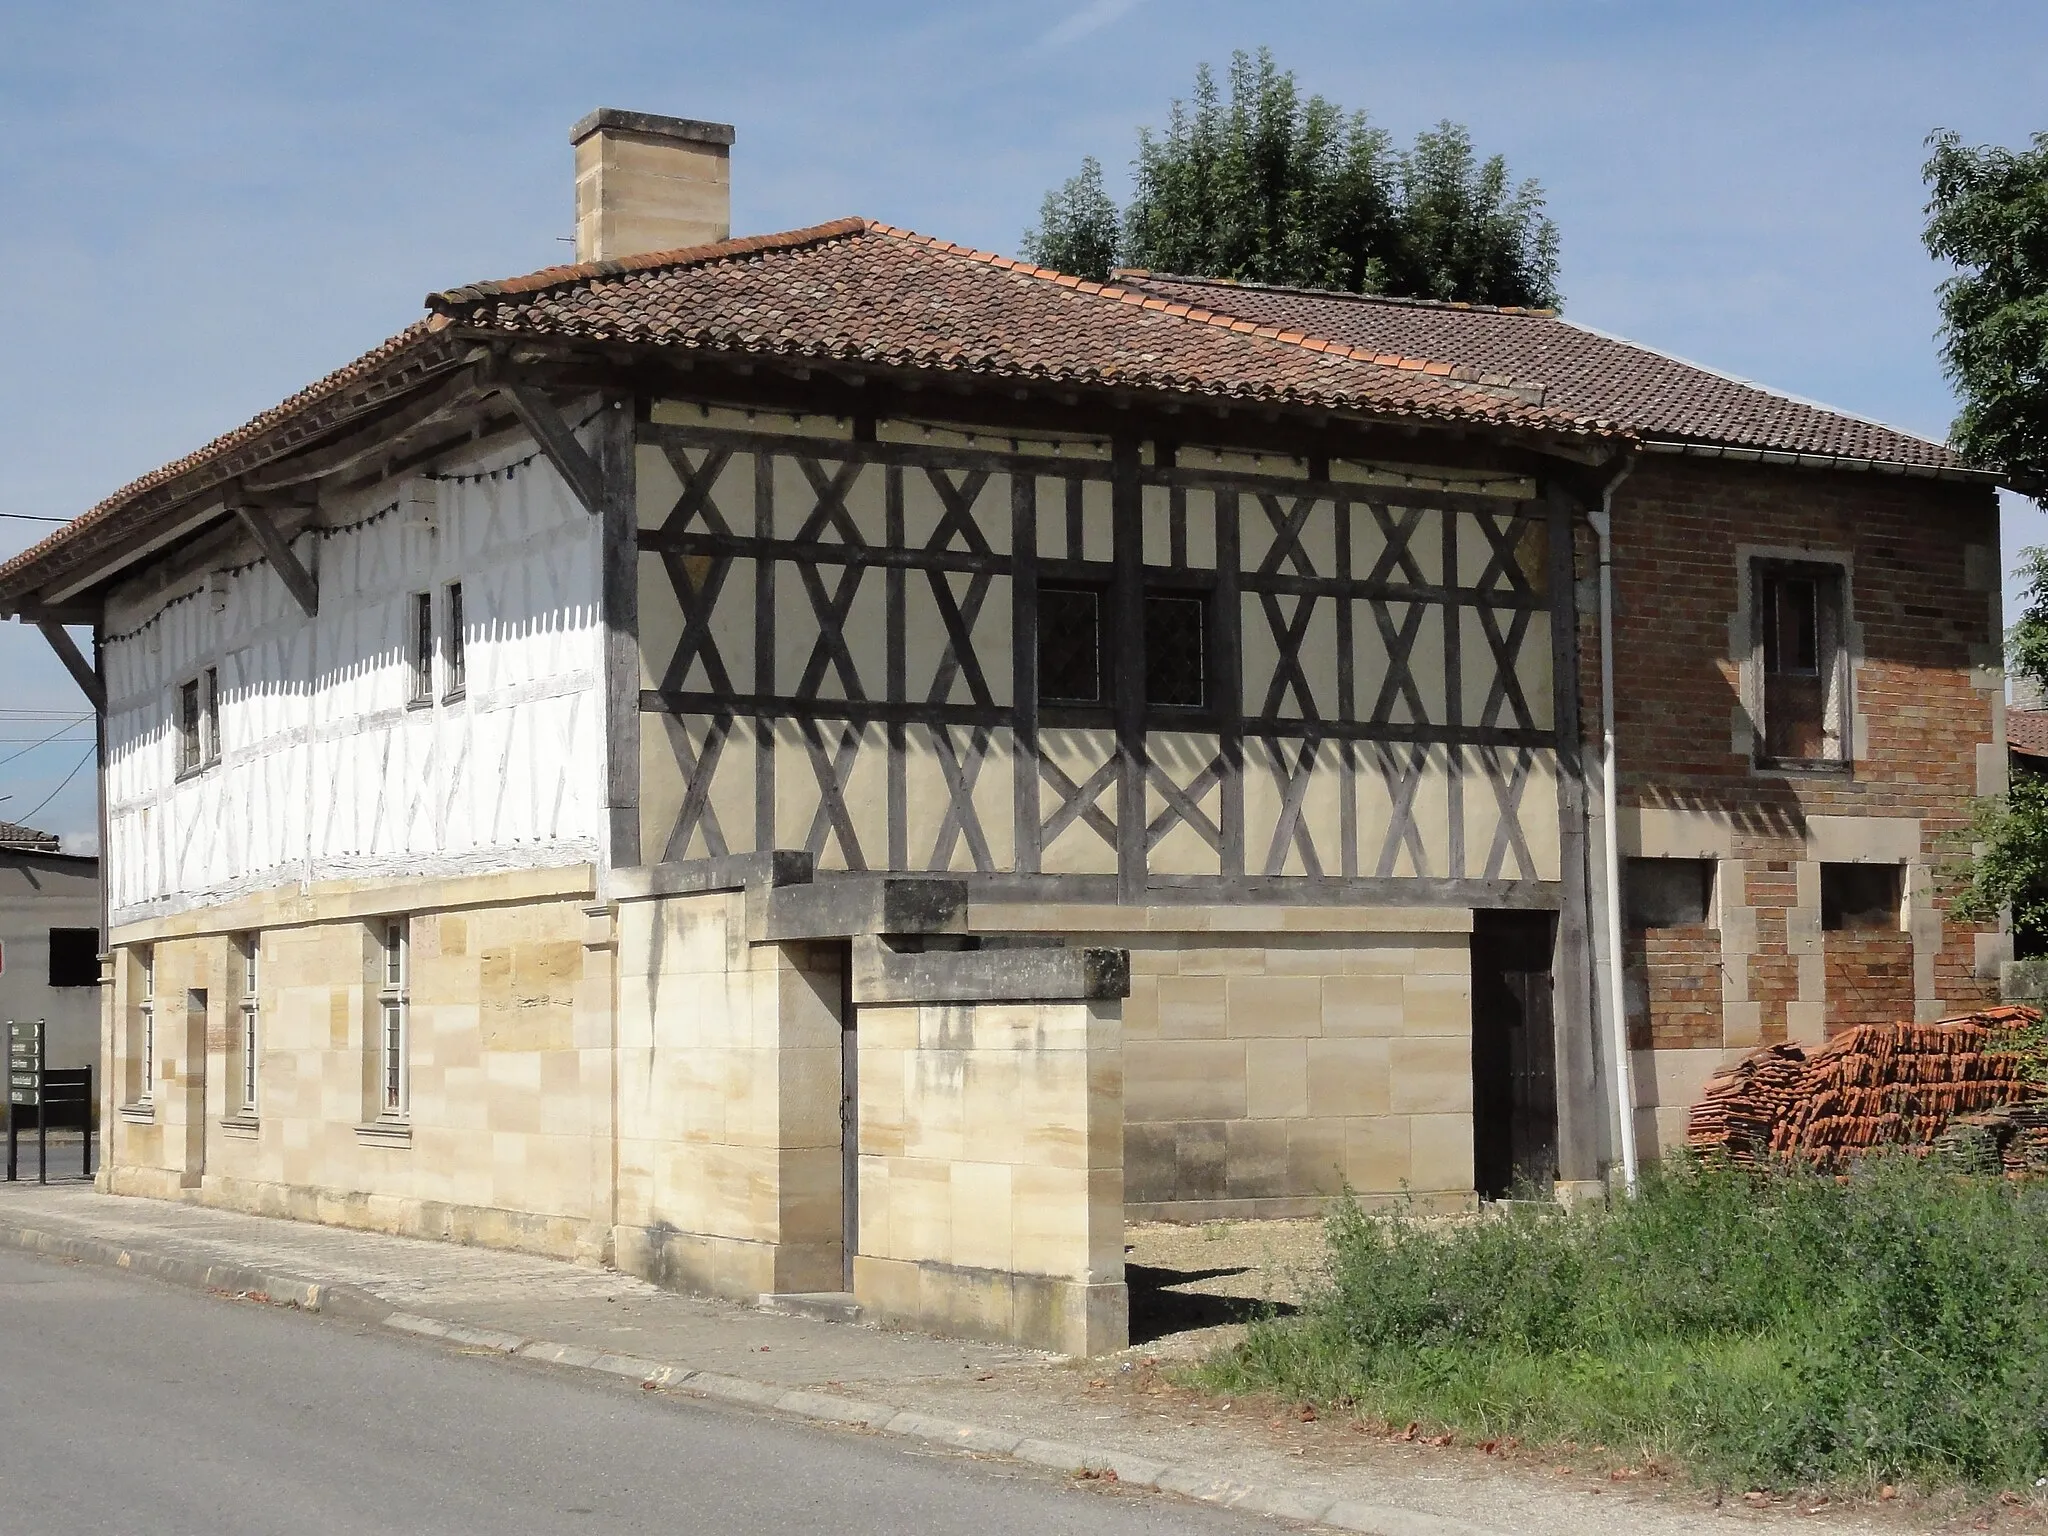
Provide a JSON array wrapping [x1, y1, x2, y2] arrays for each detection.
[[598, 399, 640, 869], [1112, 439, 1146, 904], [1547, 484, 1601, 1184]]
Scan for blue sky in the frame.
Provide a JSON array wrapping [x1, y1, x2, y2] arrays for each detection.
[[1, 0, 2044, 849]]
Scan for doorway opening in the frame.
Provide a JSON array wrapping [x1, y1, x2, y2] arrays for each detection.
[[837, 942, 857, 1293], [1470, 911, 1558, 1200]]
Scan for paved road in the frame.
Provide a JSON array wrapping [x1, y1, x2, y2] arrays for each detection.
[[0, 1248, 1265, 1536]]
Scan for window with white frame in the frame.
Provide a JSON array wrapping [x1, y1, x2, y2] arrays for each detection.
[[444, 581, 466, 699], [409, 593, 434, 705], [378, 918, 409, 1115], [237, 933, 260, 1114], [136, 946, 155, 1103]]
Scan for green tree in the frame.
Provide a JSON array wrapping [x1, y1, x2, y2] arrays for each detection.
[[1023, 156, 1121, 283], [1928, 131, 2048, 952], [1022, 48, 1560, 307], [1951, 549, 2048, 950], [1924, 129, 2048, 495]]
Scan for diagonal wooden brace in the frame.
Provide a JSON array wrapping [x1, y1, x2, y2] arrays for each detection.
[[502, 384, 606, 516], [232, 502, 319, 616], [37, 620, 104, 713]]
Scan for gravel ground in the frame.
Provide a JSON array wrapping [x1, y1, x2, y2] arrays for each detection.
[[1123, 1217, 1329, 1357]]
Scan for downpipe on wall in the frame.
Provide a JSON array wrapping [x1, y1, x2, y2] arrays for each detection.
[[1586, 457, 1640, 1194]]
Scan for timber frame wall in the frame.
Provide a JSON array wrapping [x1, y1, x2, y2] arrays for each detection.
[[633, 407, 1578, 905]]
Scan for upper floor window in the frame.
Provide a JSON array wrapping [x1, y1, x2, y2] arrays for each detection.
[[409, 593, 434, 705], [1036, 583, 1212, 715], [177, 667, 220, 774], [1821, 862, 1901, 931], [444, 581, 466, 699], [1755, 561, 1848, 770]]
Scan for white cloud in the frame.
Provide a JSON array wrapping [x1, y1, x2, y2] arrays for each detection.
[[1031, 0, 1146, 55]]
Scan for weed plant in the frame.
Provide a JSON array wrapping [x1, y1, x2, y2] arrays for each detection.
[[1195, 1155, 2048, 1491]]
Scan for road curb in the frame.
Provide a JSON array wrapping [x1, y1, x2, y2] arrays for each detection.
[[0, 1213, 1508, 1536]]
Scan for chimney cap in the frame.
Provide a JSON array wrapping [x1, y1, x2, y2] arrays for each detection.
[[571, 108, 735, 149]]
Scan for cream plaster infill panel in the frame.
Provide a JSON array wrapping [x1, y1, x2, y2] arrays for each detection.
[[635, 440, 757, 533]]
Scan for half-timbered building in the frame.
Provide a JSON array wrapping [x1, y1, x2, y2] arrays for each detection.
[[0, 109, 2008, 1354]]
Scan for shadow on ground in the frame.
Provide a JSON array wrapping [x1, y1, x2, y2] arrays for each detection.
[[1125, 1261, 1300, 1347]]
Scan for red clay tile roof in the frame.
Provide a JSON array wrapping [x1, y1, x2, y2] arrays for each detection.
[[426, 219, 1610, 435], [2010, 708, 2048, 760], [0, 220, 1621, 606], [1113, 271, 1971, 472], [0, 320, 465, 601]]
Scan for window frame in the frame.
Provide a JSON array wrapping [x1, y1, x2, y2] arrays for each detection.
[[237, 932, 261, 1116], [1033, 569, 1220, 726], [176, 678, 202, 776], [443, 581, 466, 701], [408, 592, 435, 706], [1820, 862, 1903, 933], [1751, 556, 1852, 774], [377, 918, 410, 1117], [136, 946, 155, 1105]]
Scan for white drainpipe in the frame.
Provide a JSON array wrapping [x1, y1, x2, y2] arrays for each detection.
[[1585, 458, 1639, 1194]]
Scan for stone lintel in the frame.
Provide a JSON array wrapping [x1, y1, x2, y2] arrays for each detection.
[[852, 935, 1130, 1005], [764, 876, 968, 942]]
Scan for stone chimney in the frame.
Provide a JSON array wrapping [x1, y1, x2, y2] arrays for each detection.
[[571, 108, 735, 263]]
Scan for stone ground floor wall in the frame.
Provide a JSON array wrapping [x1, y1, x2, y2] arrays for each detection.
[[968, 904, 1477, 1220], [101, 865, 614, 1260], [611, 885, 846, 1300]]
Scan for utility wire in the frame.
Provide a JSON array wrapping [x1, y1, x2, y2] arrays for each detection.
[[0, 716, 90, 769], [12, 744, 95, 826], [0, 512, 66, 523]]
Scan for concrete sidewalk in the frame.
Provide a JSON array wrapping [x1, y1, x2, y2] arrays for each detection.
[[0, 1183, 1902, 1536]]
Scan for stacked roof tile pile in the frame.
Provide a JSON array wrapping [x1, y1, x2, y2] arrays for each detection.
[[1687, 1006, 2045, 1168]]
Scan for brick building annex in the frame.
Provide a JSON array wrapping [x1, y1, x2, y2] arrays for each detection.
[[0, 109, 2011, 1353]]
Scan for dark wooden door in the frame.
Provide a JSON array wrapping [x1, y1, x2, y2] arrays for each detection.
[[1471, 912, 1559, 1199]]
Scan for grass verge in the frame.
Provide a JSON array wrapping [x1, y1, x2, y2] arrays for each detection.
[[1190, 1155, 2048, 1493]]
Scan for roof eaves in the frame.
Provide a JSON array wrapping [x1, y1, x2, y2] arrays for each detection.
[[1636, 438, 1997, 484]]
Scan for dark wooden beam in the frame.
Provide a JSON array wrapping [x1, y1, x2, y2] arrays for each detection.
[[501, 384, 606, 515], [240, 365, 483, 492], [230, 502, 319, 616], [36, 620, 104, 713]]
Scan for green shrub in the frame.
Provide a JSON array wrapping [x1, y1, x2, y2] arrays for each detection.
[[1198, 1156, 2048, 1491]]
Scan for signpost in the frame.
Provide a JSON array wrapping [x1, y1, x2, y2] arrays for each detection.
[[5, 1020, 91, 1183]]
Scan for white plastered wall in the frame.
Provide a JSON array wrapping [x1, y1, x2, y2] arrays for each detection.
[[101, 428, 606, 927]]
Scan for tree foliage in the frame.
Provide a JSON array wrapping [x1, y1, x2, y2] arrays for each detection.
[[1022, 49, 1560, 308], [1951, 547, 2048, 949], [1924, 129, 2048, 498]]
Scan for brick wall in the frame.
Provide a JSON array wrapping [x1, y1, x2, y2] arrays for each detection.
[[1822, 930, 1917, 1033], [1625, 926, 1720, 1050], [1587, 457, 2001, 1067]]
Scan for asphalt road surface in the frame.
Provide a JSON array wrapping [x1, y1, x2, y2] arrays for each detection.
[[0, 1246, 1267, 1535]]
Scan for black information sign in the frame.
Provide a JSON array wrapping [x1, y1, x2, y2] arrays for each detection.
[[6, 1020, 91, 1183]]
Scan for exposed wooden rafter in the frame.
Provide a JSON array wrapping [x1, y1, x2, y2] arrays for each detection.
[[241, 364, 484, 492]]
